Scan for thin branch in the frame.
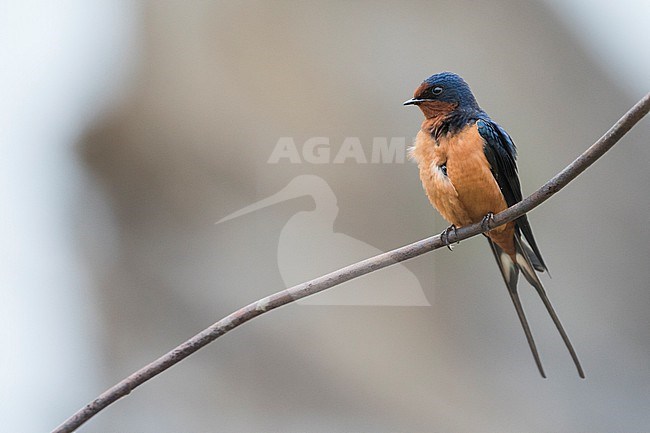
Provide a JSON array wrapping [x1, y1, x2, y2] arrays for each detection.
[[52, 92, 650, 433]]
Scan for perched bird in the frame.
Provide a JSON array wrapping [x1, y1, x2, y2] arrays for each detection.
[[404, 72, 584, 378]]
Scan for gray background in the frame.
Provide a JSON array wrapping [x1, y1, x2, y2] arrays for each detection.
[[2, 1, 649, 432]]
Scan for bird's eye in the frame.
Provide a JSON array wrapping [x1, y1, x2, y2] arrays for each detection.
[[432, 86, 443, 95]]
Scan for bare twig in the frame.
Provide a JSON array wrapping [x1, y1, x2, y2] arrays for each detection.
[[52, 92, 650, 433]]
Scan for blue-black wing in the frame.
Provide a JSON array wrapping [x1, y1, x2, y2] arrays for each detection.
[[477, 118, 547, 272]]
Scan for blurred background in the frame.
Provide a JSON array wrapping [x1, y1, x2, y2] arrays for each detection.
[[2, 1, 649, 432]]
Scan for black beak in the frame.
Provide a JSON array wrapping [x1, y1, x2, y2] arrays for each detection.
[[403, 98, 432, 106]]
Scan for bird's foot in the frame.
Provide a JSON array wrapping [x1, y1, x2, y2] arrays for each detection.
[[481, 212, 495, 232], [441, 224, 458, 251]]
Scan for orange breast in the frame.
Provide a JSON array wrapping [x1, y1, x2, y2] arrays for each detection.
[[410, 122, 515, 253]]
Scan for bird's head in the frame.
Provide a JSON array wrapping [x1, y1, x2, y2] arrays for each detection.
[[404, 72, 479, 119]]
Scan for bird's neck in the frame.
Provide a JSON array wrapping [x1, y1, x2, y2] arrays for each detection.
[[421, 108, 480, 139]]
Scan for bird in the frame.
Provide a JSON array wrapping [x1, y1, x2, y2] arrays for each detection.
[[217, 175, 430, 306], [404, 72, 584, 378]]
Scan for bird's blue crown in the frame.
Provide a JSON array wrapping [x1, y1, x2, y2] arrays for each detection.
[[422, 72, 480, 111]]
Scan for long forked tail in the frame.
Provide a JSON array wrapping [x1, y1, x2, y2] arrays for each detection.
[[487, 236, 585, 378]]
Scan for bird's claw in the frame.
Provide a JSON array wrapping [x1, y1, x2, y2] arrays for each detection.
[[481, 212, 495, 232], [441, 224, 458, 251]]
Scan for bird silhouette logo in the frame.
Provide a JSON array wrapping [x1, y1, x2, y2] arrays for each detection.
[[217, 175, 431, 306]]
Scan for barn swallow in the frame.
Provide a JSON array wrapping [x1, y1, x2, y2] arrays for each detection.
[[404, 72, 584, 378]]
